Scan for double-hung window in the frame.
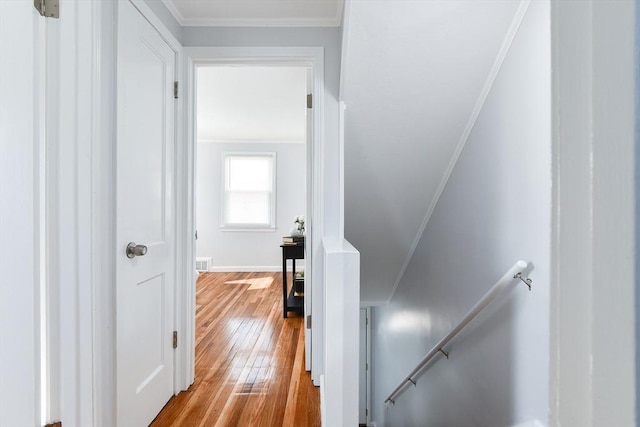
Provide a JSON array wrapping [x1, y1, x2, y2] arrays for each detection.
[[222, 152, 276, 230]]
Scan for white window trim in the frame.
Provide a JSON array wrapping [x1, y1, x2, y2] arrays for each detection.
[[220, 151, 277, 231]]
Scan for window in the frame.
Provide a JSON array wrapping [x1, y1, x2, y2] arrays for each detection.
[[222, 153, 276, 229]]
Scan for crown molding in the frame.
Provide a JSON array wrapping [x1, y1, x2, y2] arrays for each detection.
[[161, 0, 343, 27]]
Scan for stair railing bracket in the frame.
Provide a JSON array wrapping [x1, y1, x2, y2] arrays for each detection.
[[438, 347, 449, 359], [513, 272, 532, 291]]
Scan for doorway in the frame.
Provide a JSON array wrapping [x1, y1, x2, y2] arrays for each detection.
[[179, 48, 325, 388], [194, 65, 308, 273], [192, 62, 311, 368]]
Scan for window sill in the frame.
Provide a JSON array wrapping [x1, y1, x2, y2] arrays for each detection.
[[219, 226, 277, 233]]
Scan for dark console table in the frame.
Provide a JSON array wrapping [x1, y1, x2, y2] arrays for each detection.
[[281, 242, 304, 318]]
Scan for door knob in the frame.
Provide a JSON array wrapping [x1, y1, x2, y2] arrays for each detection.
[[126, 242, 148, 258]]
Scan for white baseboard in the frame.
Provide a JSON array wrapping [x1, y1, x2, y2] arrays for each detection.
[[512, 421, 545, 427], [207, 266, 281, 272]]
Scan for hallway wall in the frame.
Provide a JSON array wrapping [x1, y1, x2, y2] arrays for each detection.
[[196, 142, 306, 269], [369, 2, 551, 426]]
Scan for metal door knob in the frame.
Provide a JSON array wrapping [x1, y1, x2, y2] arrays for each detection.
[[126, 242, 148, 258]]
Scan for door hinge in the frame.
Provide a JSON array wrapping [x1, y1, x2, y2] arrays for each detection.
[[307, 93, 313, 109], [366, 363, 368, 371], [173, 331, 178, 349], [366, 409, 368, 417], [34, 0, 59, 18], [366, 316, 368, 326], [306, 315, 312, 329], [174, 81, 179, 99]]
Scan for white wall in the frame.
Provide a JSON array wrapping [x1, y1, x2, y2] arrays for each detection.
[[342, 1, 525, 304], [369, 2, 550, 426], [0, 3, 41, 426], [322, 238, 360, 427], [196, 142, 306, 269]]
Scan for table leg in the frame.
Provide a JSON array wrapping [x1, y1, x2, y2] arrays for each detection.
[[282, 248, 288, 318]]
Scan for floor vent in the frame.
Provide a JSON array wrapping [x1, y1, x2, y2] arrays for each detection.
[[196, 257, 212, 272]]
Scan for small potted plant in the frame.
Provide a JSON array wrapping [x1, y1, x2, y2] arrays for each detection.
[[291, 215, 305, 236]]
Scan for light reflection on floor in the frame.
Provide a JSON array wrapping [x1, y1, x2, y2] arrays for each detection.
[[224, 276, 274, 290], [224, 316, 276, 396]]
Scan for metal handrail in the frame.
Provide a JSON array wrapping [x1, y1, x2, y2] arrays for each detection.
[[384, 260, 533, 405]]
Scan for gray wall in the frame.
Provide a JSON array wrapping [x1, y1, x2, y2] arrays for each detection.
[[142, 0, 182, 43], [196, 142, 306, 269], [369, 3, 550, 426]]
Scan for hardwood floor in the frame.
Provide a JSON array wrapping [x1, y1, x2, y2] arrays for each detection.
[[150, 272, 320, 427]]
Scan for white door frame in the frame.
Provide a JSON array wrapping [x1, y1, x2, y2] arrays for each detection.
[[50, 1, 185, 425], [549, 0, 636, 425], [0, 3, 45, 425], [52, 1, 117, 424], [181, 46, 325, 385], [358, 307, 371, 425]]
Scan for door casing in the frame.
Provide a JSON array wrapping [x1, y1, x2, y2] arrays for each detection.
[[182, 46, 325, 384]]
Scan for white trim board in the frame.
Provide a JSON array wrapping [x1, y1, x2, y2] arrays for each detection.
[[0, 3, 42, 425], [160, 0, 343, 27], [198, 139, 305, 145], [549, 0, 636, 425], [384, 0, 531, 303], [512, 421, 545, 427], [363, 307, 371, 426]]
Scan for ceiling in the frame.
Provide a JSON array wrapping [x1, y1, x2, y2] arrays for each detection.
[[197, 66, 307, 143], [342, 1, 524, 303], [162, 0, 344, 26]]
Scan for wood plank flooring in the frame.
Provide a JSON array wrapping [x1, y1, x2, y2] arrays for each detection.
[[150, 272, 320, 427]]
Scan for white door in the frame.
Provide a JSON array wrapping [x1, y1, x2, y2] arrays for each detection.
[[116, 2, 176, 425]]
